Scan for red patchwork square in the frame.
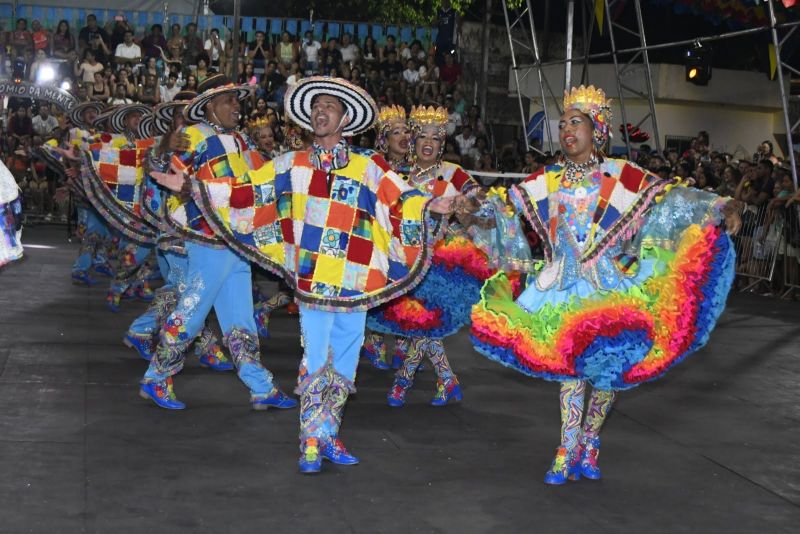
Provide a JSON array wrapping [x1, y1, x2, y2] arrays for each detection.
[[279, 218, 294, 243], [346, 236, 373, 265], [119, 148, 137, 167], [365, 268, 387, 292], [390, 214, 401, 237], [230, 184, 255, 208], [98, 163, 118, 184], [253, 205, 276, 227], [308, 169, 330, 198], [403, 246, 419, 264], [619, 164, 646, 191], [297, 278, 312, 292], [326, 202, 356, 232]]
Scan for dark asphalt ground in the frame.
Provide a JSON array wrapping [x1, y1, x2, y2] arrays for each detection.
[[1, 225, 798, 533]]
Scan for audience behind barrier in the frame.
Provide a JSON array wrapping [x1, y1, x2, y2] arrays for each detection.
[[0, 13, 798, 297]]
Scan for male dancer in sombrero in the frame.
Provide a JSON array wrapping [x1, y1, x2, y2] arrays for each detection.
[[141, 74, 297, 411], [123, 94, 233, 373], [152, 77, 465, 474], [48, 101, 113, 285], [79, 103, 161, 311]]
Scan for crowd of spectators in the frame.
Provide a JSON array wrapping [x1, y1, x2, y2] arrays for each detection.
[[1, 14, 798, 297]]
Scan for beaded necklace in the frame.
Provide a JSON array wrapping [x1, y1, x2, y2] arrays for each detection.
[[564, 155, 598, 184]]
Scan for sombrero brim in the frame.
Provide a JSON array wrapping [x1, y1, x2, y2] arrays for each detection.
[[110, 104, 151, 135], [68, 102, 105, 130], [184, 85, 254, 123], [93, 106, 118, 130], [285, 77, 378, 136], [136, 115, 155, 139], [155, 101, 189, 127]]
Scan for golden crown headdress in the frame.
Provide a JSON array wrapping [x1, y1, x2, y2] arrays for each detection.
[[248, 116, 272, 130], [563, 85, 610, 112], [409, 105, 448, 128], [376, 105, 407, 129]]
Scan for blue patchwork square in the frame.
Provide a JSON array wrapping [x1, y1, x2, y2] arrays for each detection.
[[387, 259, 409, 281], [599, 205, 621, 229], [320, 228, 348, 258], [116, 184, 135, 203], [254, 183, 275, 206], [233, 230, 256, 246], [400, 220, 422, 246], [274, 171, 292, 197], [298, 249, 317, 277], [357, 184, 377, 212], [300, 224, 323, 251], [310, 281, 341, 297], [254, 223, 281, 247], [330, 177, 360, 207]]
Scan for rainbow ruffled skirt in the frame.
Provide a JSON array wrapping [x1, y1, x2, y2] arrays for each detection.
[[470, 225, 735, 391], [367, 234, 496, 339]]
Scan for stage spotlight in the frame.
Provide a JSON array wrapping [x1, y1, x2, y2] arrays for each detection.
[[37, 65, 56, 84], [60, 80, 71, 91], [685, 43, 712, 86]]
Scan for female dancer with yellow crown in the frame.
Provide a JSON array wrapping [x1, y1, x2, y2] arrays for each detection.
[[367, 105, 491, 407], [361, 105, 413, 371], [470, 86, 741, 484]]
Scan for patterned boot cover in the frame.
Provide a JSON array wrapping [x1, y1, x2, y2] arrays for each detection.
[[223, 328, 275, 398]]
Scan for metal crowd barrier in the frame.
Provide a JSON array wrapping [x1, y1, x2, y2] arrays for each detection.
[[731, 203, 784, 292], [780, 204, 800, 299]]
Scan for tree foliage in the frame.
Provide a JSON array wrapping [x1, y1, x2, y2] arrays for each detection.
[[305, 0, 475, 25]]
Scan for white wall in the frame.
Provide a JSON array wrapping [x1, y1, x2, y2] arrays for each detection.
[[512, 63, 790, 157]]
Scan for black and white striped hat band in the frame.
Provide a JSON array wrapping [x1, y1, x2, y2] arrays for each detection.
[[285, 77, 377, 136]]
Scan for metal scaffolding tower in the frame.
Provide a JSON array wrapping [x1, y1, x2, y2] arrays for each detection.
[[502, 0, 661, 157], [503, 1, 798, 185], [501, 0, 557, 155]]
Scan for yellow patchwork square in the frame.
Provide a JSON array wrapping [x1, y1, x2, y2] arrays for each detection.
[[229, 155, 250, 178], [371, 223, 391, 253], [313, 254, 345, 286], [292, 192, 308, 220]]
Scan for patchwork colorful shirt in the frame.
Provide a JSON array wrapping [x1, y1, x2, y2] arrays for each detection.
[[165, 121, 259, 246], [141, 143, 186, 253], [408, 161, 478, 198], [80, 132, 158, 244], [192, 146, 443, 311], [508, 158, 727, 291]]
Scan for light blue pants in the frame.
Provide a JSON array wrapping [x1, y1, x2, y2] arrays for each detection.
[[299, 305, 367, 382], [144, 242, 274, 396], [128, 249, 183, 336], [72, 207, 111, 273]]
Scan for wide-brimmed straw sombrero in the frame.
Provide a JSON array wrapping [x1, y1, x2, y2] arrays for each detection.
[[136, 114, 160, 139], [154, 91, 197, 133], [109, 104, 151, 135], [183, 74, 254, 123], [93, 105, 119, 131], [68, 102, 106, 130], [285, 76, 378, 136]]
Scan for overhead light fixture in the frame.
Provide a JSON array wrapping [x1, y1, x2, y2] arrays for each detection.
[[685, 42, 712, 86]]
